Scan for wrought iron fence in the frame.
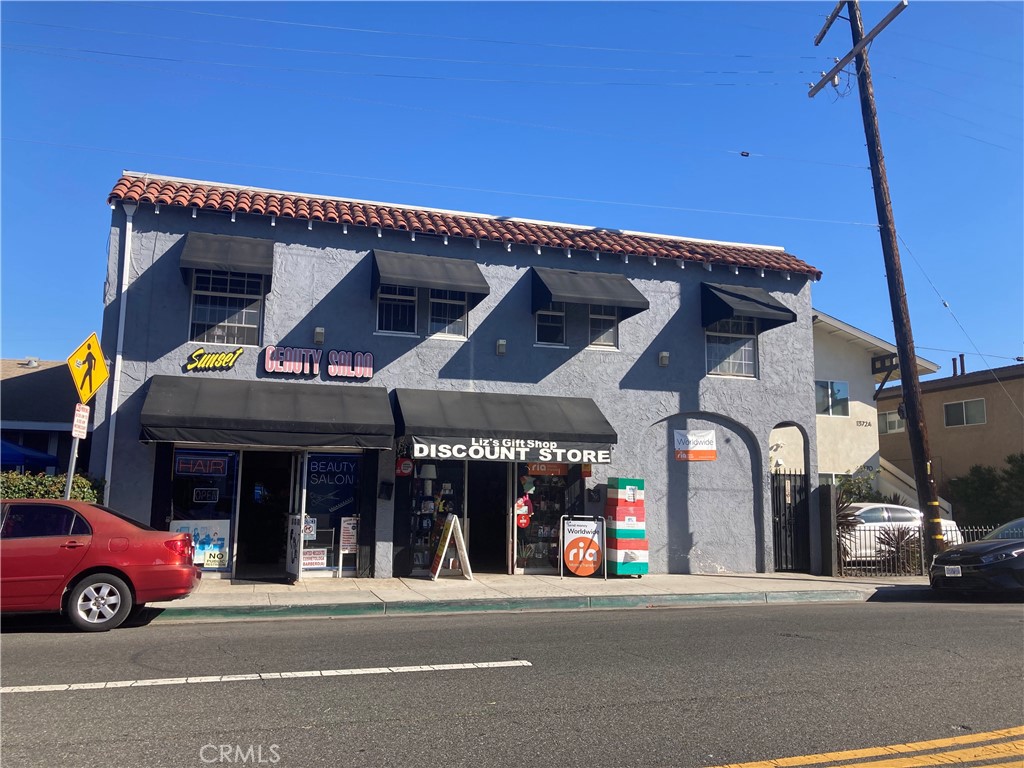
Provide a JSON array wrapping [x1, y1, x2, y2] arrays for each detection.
[[838, 523, 997, 577]]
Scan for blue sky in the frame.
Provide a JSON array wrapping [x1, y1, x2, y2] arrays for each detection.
[[2, 1, 1021, 375]]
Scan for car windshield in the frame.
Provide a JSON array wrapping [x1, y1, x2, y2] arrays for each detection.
[[96, 504, 157, 531], [984, 519, 1024, 541]]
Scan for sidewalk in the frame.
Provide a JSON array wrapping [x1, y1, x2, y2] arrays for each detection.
[[147, 572, 932, 623]]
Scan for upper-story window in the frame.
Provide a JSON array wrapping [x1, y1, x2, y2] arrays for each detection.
[[428, 289, 468, 338], [706, 317, 757, 377], [878, 410, 905, 435], [589, 304, 619, 348], [536, 302, 565, 345], [377, 284, 417, 335], [944, 398, 986, 427], [815, 380, 850, 416], [190, 269, 264, 346]]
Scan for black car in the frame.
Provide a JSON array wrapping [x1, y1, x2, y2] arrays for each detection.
[[930, 517, 1024, 593]]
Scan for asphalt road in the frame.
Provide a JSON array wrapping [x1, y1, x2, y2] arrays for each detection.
[[1, 601, 1022, 768]]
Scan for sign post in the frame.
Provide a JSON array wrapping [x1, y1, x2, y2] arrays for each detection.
[[63, 334, 109, 500]]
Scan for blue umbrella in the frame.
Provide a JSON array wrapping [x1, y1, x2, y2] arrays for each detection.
[[1, 439, 59, 468]]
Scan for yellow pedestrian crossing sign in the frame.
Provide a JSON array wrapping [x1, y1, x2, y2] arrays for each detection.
[[67, 333, 109, 404]]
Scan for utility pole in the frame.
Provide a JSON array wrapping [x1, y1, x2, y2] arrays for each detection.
[[810, 0, 945, 563]]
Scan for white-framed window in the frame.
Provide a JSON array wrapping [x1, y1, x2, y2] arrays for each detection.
[[706, 317, 757, 377], [589, 304, 618, 348], [818, 473, 852, 486], [189, 269, 264, 346], [944, 398, 986, 427], [428, 289, 468, 338], [815, 380, 850, 417], [878, 410, 905, 435], [377, 284, 417, 334], [535, 301, 565, 345]]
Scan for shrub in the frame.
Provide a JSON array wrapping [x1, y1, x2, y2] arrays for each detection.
[[948, 453, 1024, 527], [0, 471, 103, 502]]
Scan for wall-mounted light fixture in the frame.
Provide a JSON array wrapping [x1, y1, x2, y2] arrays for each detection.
[[313, 327, 325, 345], [774, 458, 785, 469], [658, 351, 670, 367], [496, 339, 507, 356]]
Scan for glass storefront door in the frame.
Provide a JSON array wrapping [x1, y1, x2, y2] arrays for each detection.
[[514, 465, 565, 572]]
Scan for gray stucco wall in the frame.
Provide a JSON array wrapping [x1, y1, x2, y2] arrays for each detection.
[[91, 203, 818, 576]]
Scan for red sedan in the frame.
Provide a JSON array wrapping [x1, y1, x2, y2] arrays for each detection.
[[1, 499, 201, 631]]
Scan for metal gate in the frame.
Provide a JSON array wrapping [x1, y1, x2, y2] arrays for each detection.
[[771, 470, 810, 572]]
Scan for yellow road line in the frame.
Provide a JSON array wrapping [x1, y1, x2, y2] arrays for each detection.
[[837, 739, 1024, 768], [706, 725, 1024, 768]]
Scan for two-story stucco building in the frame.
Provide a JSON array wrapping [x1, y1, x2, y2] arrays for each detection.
[[878, 363, 1024, 496], [90, 172, 823, 580]]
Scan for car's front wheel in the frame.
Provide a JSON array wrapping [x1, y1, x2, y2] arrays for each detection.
[[67, 574, 133, 631]]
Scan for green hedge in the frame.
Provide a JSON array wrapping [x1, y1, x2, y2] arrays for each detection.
[[0, 471, 104, 502]]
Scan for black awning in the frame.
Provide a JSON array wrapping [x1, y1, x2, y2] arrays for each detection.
[[700, 283, 797, 331], [371, 250, 490, 308], [180, 232, 275, 275], [394, 388, 616, 463], [140, 375, 394, 448], [531, 266, 649, 319]]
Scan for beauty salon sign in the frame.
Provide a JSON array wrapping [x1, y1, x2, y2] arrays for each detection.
[[262, 346, 373, 379]]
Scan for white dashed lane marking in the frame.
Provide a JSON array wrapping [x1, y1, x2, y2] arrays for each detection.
[[1, 659, 532, 695]]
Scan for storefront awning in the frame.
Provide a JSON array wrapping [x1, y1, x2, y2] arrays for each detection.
[[394, 388, 616, 463], [179, 232, 275, 275], [371, 250, 490, 308], [531, 266, 649, 318], [700, 282, 797, 331], [140, 375, 394, 448]]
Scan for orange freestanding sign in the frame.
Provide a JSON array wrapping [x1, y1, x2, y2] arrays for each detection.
[[561, 517, 604, 578]]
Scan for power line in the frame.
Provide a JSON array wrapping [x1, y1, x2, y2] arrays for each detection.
[[125, 2, 833, 61], [0, 43, 817, 87], [0, 19, 825, 76], [0, 136, 882, 229], [915, 346, 1022, 361], [897, 232, 1024, 419], [1, 45, 871, 171]]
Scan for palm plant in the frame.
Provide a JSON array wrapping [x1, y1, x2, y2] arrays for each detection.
[[876, 526, 923, 575]]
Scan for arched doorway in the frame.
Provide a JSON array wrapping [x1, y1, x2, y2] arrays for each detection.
[[769, 423, 811, 572]]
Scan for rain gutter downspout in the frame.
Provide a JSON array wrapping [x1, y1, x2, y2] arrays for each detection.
[[103, 201, 137, 504]]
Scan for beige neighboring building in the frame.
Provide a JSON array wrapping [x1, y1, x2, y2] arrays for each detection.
[[772, 310, 943, 507], [877, 363, 1024, 495]]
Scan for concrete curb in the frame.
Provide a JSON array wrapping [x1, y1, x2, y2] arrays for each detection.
[[148, 588, 872, 624]]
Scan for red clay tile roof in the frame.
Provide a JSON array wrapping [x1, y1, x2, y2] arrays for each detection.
[[108, 173, 821, 278]]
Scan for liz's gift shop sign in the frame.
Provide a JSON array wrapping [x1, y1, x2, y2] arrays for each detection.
[[412, 436, 612, 464], [674, 430, 717, 461]]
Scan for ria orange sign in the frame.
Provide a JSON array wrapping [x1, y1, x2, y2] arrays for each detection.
[[562, 519, 602, 577]]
